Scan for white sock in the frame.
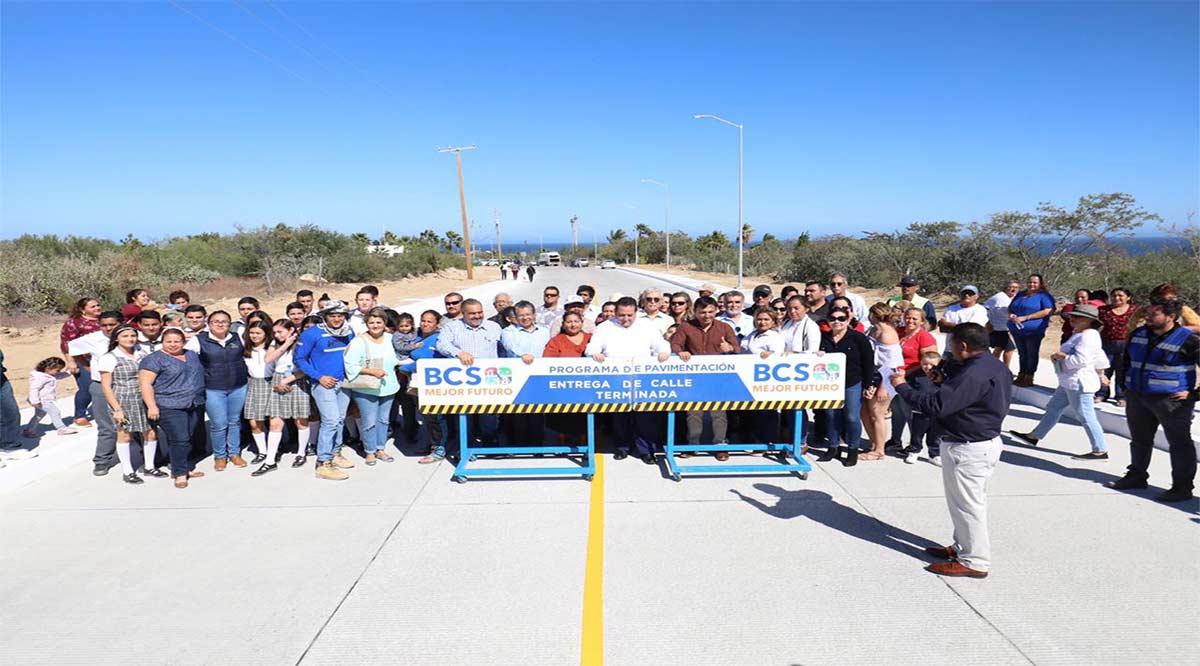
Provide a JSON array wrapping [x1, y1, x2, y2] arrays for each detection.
[[144, 440, 159, 470], [252, 432, 266, 457], [117, 442, 135, 475], [266, 431, 280, 463]]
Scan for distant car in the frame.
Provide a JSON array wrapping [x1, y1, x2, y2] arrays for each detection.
[[600, 260, 616, 270], [571, 258, 590, 268]]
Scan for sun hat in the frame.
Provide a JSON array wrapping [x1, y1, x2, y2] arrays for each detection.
[[1067, 303, 1102, 323]]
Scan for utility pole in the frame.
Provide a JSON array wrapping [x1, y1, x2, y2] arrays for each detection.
[[641, 179, 671, 271], [437, 144, 477, 279], [570, 215, 579, 253], [494, 208, 501, 260]]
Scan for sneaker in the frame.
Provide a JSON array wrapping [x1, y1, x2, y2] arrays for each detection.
[[315, 461, 349, 481], [56, 427, 78, 436], [291, 455, 307, 468], [1155, 487, 1195, 503], [1008, 430, 1039, 446], [332, 452, 355, 469], [122, 472, 144, 485], [1071, 451, 1109, 460], [141, 467, 169, 478], [905, 452, 918, 464], [930, 456, 942, 467]]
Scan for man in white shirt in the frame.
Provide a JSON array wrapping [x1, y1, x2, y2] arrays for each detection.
[[586, 297, 670, 464], [637, 288, 673, 335], [827, 272, 868, 323], [940, 285, 990, 352], [575, 285, 601, 323], [551, 296, 596, 334], [536, 286, 563, 329], [66, 311, 123, 476], [984, 280, 1021, 367], [717, 291, 753, 339]]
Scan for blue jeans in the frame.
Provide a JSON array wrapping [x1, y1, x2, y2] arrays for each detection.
[[205, 385, 247, 459], [1032, 386, 1107, 453], [0, 379, 21, 447], [159, 406, 202, 477], [825, 382, 863, 450], [1013, 333, 1044, 376], [351, 392, 395, 454], [73, 366, 92, 420], [312, 383, 350, 462]]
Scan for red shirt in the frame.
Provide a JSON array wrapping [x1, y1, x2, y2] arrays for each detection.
[[1098, 304, 1138, 342], [899, 328, 937, 370], [60, 316, 100, 355], [544, 332, 592, 358]]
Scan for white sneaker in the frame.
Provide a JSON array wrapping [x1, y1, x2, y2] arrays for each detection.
[[905, 452, 918, 464], [930, 455, 942, 467], [0, 447, 39, 461]]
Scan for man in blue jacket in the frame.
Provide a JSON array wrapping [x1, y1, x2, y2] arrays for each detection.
[[295, 301, 356, 480]]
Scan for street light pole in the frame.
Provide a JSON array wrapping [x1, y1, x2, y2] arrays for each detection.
[[641, 179, 671, 271], [494, 208, 501, 260], [694, 114, 744, 289], [437, 144, 477, 279]]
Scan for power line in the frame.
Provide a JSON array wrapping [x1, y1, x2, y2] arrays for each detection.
[[168, 0, 310, 84], [231, 0, 335, 75], [262, 0, 398, 100]]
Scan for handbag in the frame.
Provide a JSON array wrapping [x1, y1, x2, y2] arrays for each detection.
[[343, 357, 383, 391]]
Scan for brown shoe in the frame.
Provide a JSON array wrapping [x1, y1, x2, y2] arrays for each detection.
[[714, 451, 730, 461], [214, 458, 228, 471], [230, 454, 247, 468], [924, 545, 957, 560], [74, 418, 93, 428], [926, 561, 987, 578], [316, 461, 349, 481], [332, 452, 355, 469]]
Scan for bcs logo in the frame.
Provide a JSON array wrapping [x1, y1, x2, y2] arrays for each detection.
[[424, 365, 512, 386], [753, 362, 841, 383]]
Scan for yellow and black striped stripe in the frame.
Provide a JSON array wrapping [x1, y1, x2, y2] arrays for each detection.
[[421, 399, 845, 415]]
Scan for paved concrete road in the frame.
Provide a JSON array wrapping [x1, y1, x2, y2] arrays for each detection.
[[2, 267, 1197, 666]]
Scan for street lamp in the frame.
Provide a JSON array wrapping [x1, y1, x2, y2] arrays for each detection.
[[640, 178, 671, 271], [694, 114, 744, 289]]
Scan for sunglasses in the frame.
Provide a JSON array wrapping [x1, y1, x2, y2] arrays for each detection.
[[829, 316, 849, 322], [545, 293, 558, 298], [831, 281, 846, 286], [670, 301, 687, 306], [645, 297, 661, 302], [773, 306, 786, 312], [444, 300, 462, 306]]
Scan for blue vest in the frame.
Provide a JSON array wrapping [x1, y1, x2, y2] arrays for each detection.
[[196, 333, 248, 391], [1125, 325, 1196, 395]]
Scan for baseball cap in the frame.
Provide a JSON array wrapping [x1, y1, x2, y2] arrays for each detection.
[[752, 284, 772, 297], [898, 276, 920, 287], [960, 285, 979, 295], [564, 296, 585, 307], [698, 283, 719, 294]]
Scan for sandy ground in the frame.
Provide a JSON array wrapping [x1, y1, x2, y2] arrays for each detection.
[[1, 268, 489, 403]]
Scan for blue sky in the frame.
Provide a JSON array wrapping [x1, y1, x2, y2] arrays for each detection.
[[2, 1, 1197, 243]]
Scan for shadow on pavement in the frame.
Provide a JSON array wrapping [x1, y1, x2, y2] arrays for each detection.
[[1000, 447, 1200, 514], [731, 483, 940, 562]]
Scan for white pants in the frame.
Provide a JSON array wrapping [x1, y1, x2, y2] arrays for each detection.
[[941, 437, 1002, 572]]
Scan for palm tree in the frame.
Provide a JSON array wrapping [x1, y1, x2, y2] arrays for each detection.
[[606, 229, 627, 244], [444, 230, 463, 253], [740, 223, 754, 246], [635, 223, 655, 238]]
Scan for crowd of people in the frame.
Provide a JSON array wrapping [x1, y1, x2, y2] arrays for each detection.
[[0, 275, 1195, 501]]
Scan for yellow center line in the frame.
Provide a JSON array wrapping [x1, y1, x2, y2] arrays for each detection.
[[580, 453, 606, 666]]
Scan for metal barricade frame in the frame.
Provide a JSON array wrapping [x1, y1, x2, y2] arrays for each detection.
[[662, 408, 816, 481]]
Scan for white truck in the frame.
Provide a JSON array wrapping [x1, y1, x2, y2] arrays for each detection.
[[537, 251, 562, 266]]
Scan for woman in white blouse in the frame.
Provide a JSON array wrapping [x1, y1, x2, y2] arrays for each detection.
[[742, 308, 786, 447], [1010, 304, 1110, 459]]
